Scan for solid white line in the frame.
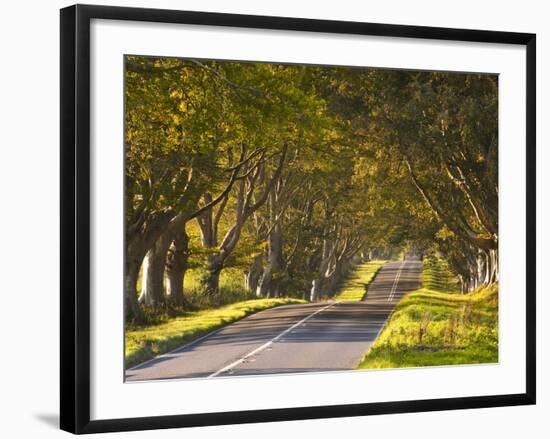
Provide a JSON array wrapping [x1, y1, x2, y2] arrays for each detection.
[[208, 303, 335, 378], [126, 325, 228, 372], [127, 303, 300, 372], [387, 261, 406, 302]]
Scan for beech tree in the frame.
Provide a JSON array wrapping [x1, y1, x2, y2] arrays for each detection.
[[125, 57, 262, 319], [124, 57, 499, 322], [354, 70, 499, 289]]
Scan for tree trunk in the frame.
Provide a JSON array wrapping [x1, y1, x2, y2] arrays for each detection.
[[477, 253, 487, 286], [166, 226, 190, 307], [488, 249, 498, 284], [201, 257, 223, 296], [327, 259, 347, 295], [197, 148, 289, 298], [125, 257, 143, 321], [245, 255, 263, 294], [310, 278, 324, 301], [310, 237, 334, 301], [257, 225, 284, 297], [139, 233, 171, 307], [125, 210, 176, 319]]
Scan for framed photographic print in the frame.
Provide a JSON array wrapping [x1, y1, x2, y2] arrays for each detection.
[[60, 4, 536, 434]]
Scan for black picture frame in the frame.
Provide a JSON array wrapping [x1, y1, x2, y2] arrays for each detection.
[[60, 4, 536, 434]]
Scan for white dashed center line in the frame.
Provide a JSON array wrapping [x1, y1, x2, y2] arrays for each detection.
[[387, 261, 406, 302], [208, 303, 335, 378]]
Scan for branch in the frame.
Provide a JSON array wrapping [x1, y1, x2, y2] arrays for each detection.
[[246, 145, 289, 216], [187, 148, 246, 220], [445, 161, 497, 236], [402, 151, 495, 251]]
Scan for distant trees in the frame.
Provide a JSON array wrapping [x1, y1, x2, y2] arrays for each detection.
[[124, 56, 499, 321], [349, 70, 499, 291]]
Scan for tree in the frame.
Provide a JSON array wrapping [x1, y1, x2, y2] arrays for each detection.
[[125, 56, 259, 319], [358, 70, 498, 289], [124, 57, 499, 321]]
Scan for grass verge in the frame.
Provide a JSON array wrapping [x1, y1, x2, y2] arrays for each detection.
[[356, 258, 498, 369], [421, 257, 460, 293], [125, 298, 306, 369], [334, 260, 386, 302]]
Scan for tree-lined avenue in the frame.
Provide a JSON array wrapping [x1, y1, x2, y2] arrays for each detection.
[[126, 258, 421, 381]]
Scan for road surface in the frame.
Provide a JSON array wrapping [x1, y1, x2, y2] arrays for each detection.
[[126, 258, 421, 381]]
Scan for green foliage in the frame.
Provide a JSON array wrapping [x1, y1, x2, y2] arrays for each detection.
[[125, 55, 498, 323], [334, 261, 386, 301], [356, 259, 498, 369], [125, 298, 306, 368], [331, 68, 498, 281]]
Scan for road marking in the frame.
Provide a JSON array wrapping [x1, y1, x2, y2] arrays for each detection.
[[387, 261, 406, 302], [126, 324, 228, 372], [127, 304, 298, 372], [208, 303, 335, 378]]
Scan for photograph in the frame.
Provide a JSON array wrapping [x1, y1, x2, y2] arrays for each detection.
[[0, 0, 542, 436], [123, 55, 499, 382]]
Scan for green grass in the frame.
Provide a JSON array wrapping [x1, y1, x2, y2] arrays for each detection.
[[125, 298, 306, 368], [186, 267, 258, 308], [421, 257, 460, 293], [356, 258, 498, 369], [334, 260, 386, 302]]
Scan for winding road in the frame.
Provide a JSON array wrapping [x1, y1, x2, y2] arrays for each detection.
[[126, 258, 422, 381]]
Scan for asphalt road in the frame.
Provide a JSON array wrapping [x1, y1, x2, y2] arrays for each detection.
[[126, 258, 422, 381]]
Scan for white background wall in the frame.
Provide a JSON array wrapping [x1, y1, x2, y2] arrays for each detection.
[[0, 0, 546, 437]]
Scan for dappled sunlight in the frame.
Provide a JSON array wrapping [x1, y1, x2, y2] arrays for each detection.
[[334, 260, 386, 301], [125, 298, 306, 369], [123, 55, 499, 378], [357, 258, 498, 370]]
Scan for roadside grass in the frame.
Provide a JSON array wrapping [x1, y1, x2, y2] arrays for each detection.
[[357, 258, 498, 369], [421, 257, 460, 293], [133, 268, 258, 327], [185, 267, 257, 308], [125, 298, 306, 369], [334, 260, 386, 302], [138, 267, 255, 310]]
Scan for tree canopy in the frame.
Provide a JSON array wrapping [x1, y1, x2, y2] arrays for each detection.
[[124, 55, 498, 321]]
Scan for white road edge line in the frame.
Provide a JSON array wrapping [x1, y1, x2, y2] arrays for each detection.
[[127, 303, 300, 372], [208, 302, 336, 378], [387, 261, 406, 302], [126, 325, 227, 372]]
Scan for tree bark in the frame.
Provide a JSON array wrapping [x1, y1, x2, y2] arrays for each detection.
[[488, 249, 498, 284], [166, 226, 191, 307], [202, 257, 223, 296], [125, 257, 143, 321], [246, 255, 263, 294], [139, 233, 171, 307], [310, 278, 324, 302], [257, 224, 285, 297], [310, 234, 335, 301], [125, 211, 174, 320]]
